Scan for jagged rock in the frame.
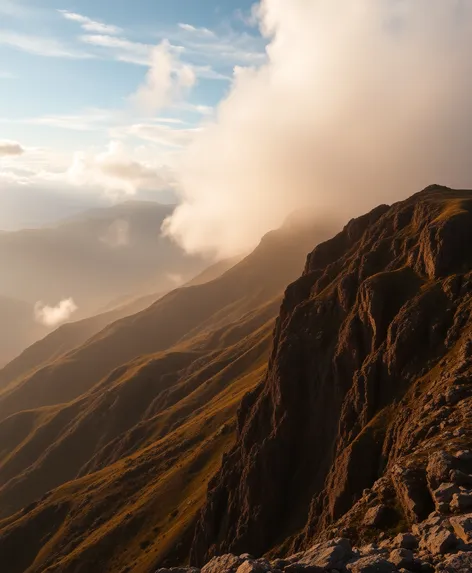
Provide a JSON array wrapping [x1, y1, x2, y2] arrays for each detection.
[[346, 555, 397, 572], [435, 551, 472, 572], [450, 492, 472, 512], [300, 538, 353, 570], [284, 563, 324, 573], [392, 465, 433, 524], [454, 451, 472, 462], [240, 560, 271, 573], [420, 527, 457, 555], [202, 555, 244, 573], [450, 513, 472, 544], [449, 469, 472, 487], [393, 533, 418, 550], [426, 452, 455, 492], [156, 569, 200, 573], [431, 483, 460, 513], [236, 560, 271, 573], [271, 560, 290, 570], [360, 544, 389, 556], [389, 548, 414, 569], [364, 505, 390, 528]]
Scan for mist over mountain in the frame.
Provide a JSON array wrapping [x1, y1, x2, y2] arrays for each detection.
[[0, 200, 207, 365]]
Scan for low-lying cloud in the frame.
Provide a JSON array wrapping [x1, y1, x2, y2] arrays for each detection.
[[0, 140, 24, 156], [68, 141, 176, 195], [164, 0, 472, 258], [34, 298, 78, 328]]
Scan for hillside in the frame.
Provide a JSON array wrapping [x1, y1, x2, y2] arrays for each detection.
[[0, 201, 207, 320], [0, 216, 333, 573], [191, 185, 472, 570]]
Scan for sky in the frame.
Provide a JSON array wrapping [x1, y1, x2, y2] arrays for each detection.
[[2, 1, 472, 259], [0, 0, 266, 229]]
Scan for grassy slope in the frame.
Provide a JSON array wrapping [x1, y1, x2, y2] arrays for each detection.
[[0, 221, 333, 573]]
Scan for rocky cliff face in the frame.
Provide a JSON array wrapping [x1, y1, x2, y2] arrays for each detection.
[[191, 186, 472, 564]]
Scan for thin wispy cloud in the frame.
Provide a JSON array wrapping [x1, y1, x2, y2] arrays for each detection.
[[178, 23, 215, 38], [58, 10, 122, 35], [125, 123, 202, 148], [0, 30, 93, 59]]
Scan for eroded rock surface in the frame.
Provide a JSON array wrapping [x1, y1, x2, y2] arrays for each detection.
[[189, 188, 472, 569]]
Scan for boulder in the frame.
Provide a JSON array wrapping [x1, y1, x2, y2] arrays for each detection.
[[392, 465, 433, 523], [202, 555, 244, 573], [364, 506, 390, 528], [236, 560, 271, 573], [435, 551, 472, 572], [389, 548, 415, 569], [299, 539, 353, 570], [449, 470, 472, 487], [393, 533, 418, 550], [450, 513, 472, 544], [346, 555, 397, 572], [420, 527, 457, 555], [431, 483, 460, 513], [284, 564, 324, 573], [426, 452, 455, 491], [450, 492, 472, 513]]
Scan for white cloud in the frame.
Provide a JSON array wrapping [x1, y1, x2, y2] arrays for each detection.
[[34, 298, 78, 328], [125, 123, 202, 148], [130, 41, 196, 114], [0, 140, 24, 156], [164, 0, 472, 259], [0, 30, 93, 58], [58, 10, 122, 35], [79, 34, 151, 65], [68, 141, 176, 196], [178, 23, 215, 38], [23, 109, 119, 132]]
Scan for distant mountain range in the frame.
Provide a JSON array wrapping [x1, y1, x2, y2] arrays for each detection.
[[0, 201, 208, 366]]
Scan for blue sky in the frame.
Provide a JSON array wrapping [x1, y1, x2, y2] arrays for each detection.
[[0, 0, 266, 228]]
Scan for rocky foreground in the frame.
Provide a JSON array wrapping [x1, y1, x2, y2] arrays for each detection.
[[158, 449, 472, 571]]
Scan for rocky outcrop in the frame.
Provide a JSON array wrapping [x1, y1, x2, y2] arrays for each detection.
[[191, 187, 472, 564], [162, 508, 472, 573]]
